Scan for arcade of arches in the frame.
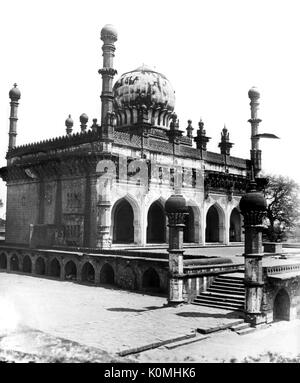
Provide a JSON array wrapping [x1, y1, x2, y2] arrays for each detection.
[[0, 252, 167, 295], [205, 204, 242, 243], [111, 198, 242, 245]]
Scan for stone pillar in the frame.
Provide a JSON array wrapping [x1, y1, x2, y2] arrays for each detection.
[[165, 194, 188, 305], [240, 181, 267, 326], [248, 87, 262, 177], [99, 25, 118, 127], [96, 170, 113, 249], [8, 83, 21, 153], [96, 200, 112, 248]]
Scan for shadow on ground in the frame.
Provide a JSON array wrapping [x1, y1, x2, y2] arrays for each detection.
[[176, 311, 241, 319], [107, 305, 166, 313]]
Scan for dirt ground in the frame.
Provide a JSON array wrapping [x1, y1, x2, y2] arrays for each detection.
[[0, 272, 300, 363]]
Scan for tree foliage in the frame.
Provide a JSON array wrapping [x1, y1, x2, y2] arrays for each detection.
[[263, 174, 300, 241]]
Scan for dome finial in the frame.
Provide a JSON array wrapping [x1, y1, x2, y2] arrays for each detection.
[[248, 86, 260, 100], [65, 114, 74, 135], [9, 83, 21, 101], [100, 24, 118, 42]]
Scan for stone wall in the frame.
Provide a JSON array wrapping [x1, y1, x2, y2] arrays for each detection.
[[5, 181, 39, 244]]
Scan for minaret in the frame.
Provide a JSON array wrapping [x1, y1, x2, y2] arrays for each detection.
[[248, 87, 262, 177], [8, 83, 21, 150], [99, 24, 118, 127]]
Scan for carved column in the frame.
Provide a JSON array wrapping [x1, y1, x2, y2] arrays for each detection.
[[240, 182, 267, 326], [96, 169, 113, 249], [165, 194, 188, 305]]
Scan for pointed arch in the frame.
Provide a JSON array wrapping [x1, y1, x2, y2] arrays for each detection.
[[273, 289, 290, 321], [10, 254, 19, 271], [100, 263, 115, 285], [229, 207, 242, 242], [65, 260, 77, 281], [147, 198, 166, 243], [0, 253, 7, 270], [35, 257, 46, 275], [184, 201, 201, 243], [142, 267, 161, 290], [81, 262, 95, 284], [23, 255, 32, 273], [205, 202, 225, 243], [111, 194, 140, 244], [50, 258, 61, 278]]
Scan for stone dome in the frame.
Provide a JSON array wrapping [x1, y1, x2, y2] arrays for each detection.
[[65, 114, 74, 128], [101, 24, 118, 41], [9, 83, 21, 101], [113, 65, 175, 128], [239, 189, 267, 213], [165, 194, 188, 214], [248, 87, 260, 100], [80, 113, 88, 124]]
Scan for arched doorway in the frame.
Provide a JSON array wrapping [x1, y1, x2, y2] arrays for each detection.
[[230, 208, 242, 242], [273, 289, 290, 321], [65, 260, 77, 280], [35, 257, 46, 275], [184, 207, 195, 243], [81, 262, 95, 283], [112, 199, 134, 243], [10, 255, 19, 271], [100, 263, 115, 284], [147, 201, 166, 243], [206, 204, 222, 242], [142, 268, 160, 290], [0, 253, 7, 269], [23, 255, 32, 273], [50, 258, 61, 278]]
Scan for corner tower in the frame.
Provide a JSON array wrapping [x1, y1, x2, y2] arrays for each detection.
[[99, 24, 118, 126]]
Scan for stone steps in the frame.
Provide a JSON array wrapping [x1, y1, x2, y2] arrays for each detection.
[[192, 274, 245, 311]]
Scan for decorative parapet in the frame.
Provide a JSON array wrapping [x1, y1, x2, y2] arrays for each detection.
[[204, 170, 249, 195], [264, 263, 300, 276], [6, 130, 102, 159]]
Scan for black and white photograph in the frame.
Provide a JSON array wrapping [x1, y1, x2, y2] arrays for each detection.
[[0, 0, 300, 367]]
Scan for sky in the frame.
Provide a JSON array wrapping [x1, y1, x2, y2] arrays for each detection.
[[0, 0, 300, 217]]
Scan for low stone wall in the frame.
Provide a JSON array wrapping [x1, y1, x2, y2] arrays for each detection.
[[0, 245, 169, 294], [0, 245, 244, 302]]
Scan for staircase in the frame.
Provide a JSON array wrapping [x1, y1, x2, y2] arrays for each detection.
[[192, 273, 245, 311]]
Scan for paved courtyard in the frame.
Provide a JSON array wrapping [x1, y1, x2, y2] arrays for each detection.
[[0, 272, 300, 362]]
